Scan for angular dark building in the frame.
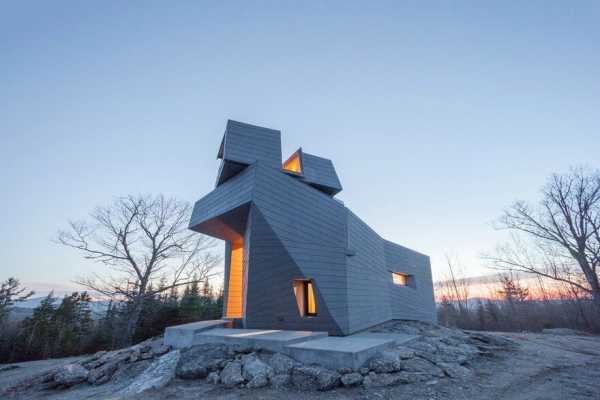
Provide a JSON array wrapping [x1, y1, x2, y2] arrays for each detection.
[[190, 120, 436, 336]]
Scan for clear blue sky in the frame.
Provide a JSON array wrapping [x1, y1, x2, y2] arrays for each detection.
[[2, 1, 599, 294]]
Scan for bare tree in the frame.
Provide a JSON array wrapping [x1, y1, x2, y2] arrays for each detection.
[[57, 194, 221, 344], [0, 277, 34, 323], [486, 167, 600, 314]]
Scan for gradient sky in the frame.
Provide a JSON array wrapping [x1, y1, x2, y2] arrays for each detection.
[[2, 1, 599, 295]]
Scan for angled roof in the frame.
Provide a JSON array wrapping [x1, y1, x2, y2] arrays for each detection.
[[216, 120, 282, 186], [283, 148, 342, 196]]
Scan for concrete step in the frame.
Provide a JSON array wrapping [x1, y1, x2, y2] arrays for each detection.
[[284, 336, 398, 370], [193, 328, 329, 352], [164, 320, 232, 348]]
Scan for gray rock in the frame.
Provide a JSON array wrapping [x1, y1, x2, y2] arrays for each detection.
[[220, 361, 244, 388], [242, 353, 273, 383], [291, 365, 340, 391], [363, 373, 402, 387], [176, 344, 231, 379], [247, 374, 269, 388], [207, 371, 220, 384], [438, 362, 473, 379], [400, 357, 445, 378], [268, 353, 297, 375], [359, 367, 370, 375], [270, 374, 291, 389], [53, 364, 89, 386], [120, 350, 180, 395], [153, 344, 171, 356], [369, 351, 402, 373], [341, 372, 363, 387], [88, 361, 120, 385]]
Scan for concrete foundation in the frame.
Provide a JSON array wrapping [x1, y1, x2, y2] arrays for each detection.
[[164, 322, 418, 370], [164, 320, 231, 349], [284, 336, 397, 370], [193, 328, 328, 352]]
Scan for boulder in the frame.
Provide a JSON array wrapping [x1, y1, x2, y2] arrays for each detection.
[[176, 344, 231, 379], [341, 372, 363, 387], [220, 361, 244, 388], [400, 357, 445, 378], [53, 364, 89, 387], [270, 374, 291, 389], [291, 365, 340, 391], [268, 353, 297, 375], [120, 350, 180, 395], [242, 353, 273, 383], [247, 374, 269, 388], [207, 372, 220, 384], [88, 361, 120, 385], [368, 351, 402, 373]]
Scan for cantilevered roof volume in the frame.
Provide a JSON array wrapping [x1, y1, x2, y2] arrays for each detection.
[[216, 120, 282, 186], [283, 148, 342, 196]]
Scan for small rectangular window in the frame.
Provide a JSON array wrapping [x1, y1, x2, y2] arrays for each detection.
[[392, 272, 409, 286], [293, 279, 317, 317]]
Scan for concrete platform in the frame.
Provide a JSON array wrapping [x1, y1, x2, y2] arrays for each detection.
[[164, 320, 231, 348], [284, 336, 397, 370], [194, 328, 328, 352], [352, 332, 418, 346]]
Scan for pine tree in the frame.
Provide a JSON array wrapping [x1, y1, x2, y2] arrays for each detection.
[[20, 293, 57, 360], [179, 280, 202, 322]]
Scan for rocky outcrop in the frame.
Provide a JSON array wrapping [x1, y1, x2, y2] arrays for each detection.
[[120, 350, 180, 395], [53, 364, 89, 387], [176, 344, 231, 379], [291, 365, 341, 391], [241, 353, 273, 388], [220, 360, 244, 387]]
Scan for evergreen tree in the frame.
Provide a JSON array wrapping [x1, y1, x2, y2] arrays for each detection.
[[179, 280, 202, 322], [20, 293, 57, 360]]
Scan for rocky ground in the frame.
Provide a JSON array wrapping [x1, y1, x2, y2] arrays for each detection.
[[2, 321, 600, 399]]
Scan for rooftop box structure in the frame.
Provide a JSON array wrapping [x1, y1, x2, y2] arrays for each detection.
[[190, 120, 436, 335]]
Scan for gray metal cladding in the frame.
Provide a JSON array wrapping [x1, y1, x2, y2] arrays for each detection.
[[219, 120, 282, 168], [189, 164, 256, 229], [385, 241, 437, 323], [300, 152, 343, 195], [189, 120, 437, 335], [345, 211, 391, 332], [251, 163, 349, 334], [244, 204, 344, 335]]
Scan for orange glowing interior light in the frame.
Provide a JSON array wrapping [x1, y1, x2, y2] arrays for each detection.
[[392, 272, 408, 286], [283, 152, 302, 174], [306, 281, 316, 315], [226, 240, 244, 318]]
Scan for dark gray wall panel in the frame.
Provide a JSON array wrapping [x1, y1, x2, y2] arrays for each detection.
[[300, 152, 343, 195], [244, 205, 344, 335], [251, 163, 350, 334], [385, 241, 437, 323], [189, 165, 256, 229], [345, 210, 391, 332], [220, 120, 282, 168]]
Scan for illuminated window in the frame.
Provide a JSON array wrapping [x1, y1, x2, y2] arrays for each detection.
[[226, 240, 244, 318], [392, 272, 409, 286], [283, 151, 303, 174], [293, 279, 317, 316]]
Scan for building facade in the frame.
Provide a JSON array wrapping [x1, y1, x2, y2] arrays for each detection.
[[189, 120, 436, 336]]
